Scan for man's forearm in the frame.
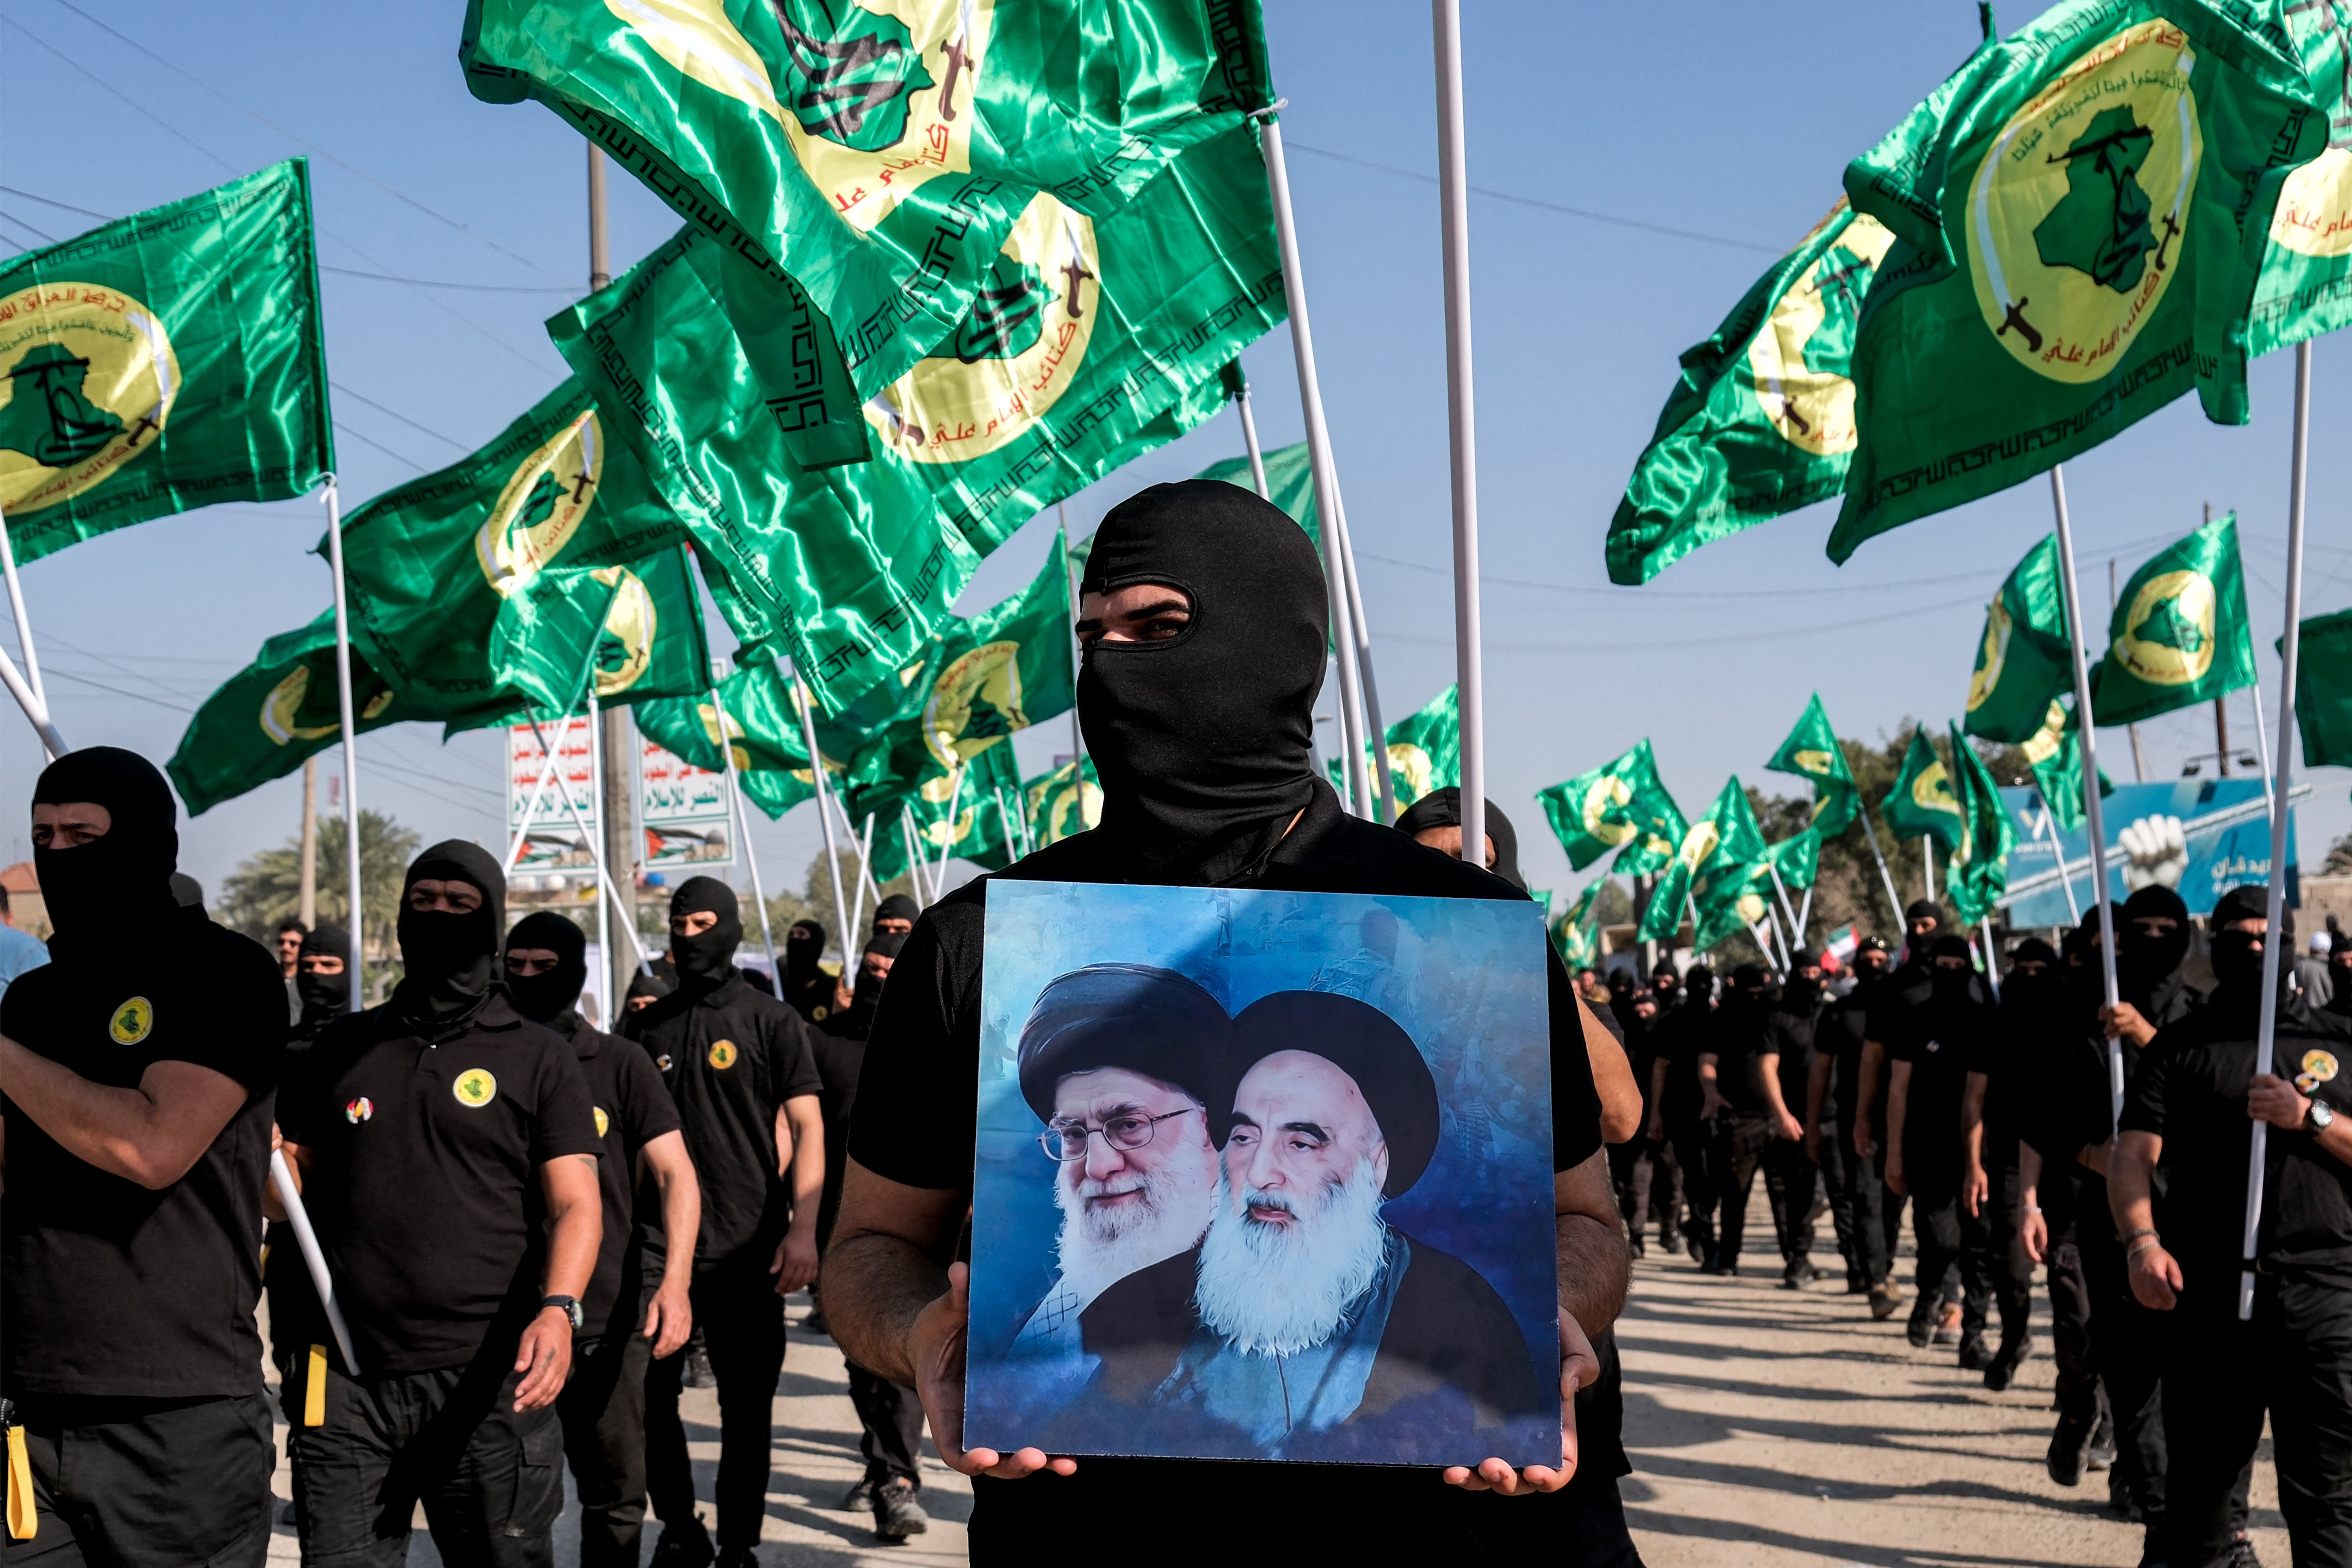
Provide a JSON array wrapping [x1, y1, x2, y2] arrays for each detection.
[[542, 1158, 603, 1299], [825, 1230, 946, 1385], [2108, 1131, 2160, 1235], [1756, 1055, 1792, 1122], [0, 1044, 243, 1189], [1554, 1151, 1627, 1333], [1855, 1040, 1886, 1128], [1804, 1052, 1831, 1134], [786, 1100, 825, 1235], [649, 1140, 701, 1292]]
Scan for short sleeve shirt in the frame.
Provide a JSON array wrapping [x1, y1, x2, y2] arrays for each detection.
[[626, 974, 821, 1267], [278, 995, 601, 1374], [1705, 1002, 1771, 1117], [1, 907, 285, 1397], [1886, 985, 1990, 1167], [568, 1017, 682, 1337]]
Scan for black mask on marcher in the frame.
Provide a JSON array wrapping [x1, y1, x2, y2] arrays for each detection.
[[31, 746, 180, 958], [1078, 480, 1328, 886], [391, 841, 505, 1030], [1929, 936, 1977, 1003], [872, 893, 919, 932], [504, 910, 588, 1027], [295, 924, 353, 1025], [784, 921, 824, 986], [2117, 884, 2192, 998], [669, 876, 743, 990], [847, 931, 907, 1030], [2209, 883, 2280, 1005]]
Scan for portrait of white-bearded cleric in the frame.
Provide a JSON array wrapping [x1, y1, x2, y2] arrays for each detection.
[[965, 880, 1561, 1468]]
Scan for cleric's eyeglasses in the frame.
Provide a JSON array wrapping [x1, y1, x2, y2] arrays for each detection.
[[1038, 1107, 1197, 1162]]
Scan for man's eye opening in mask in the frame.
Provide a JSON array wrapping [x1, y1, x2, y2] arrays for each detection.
[[31, 802, 110, 850], [1076, 581, 1194, 648], [672, 909, 720, 939], [299, 951, 346, 977], [408, 878, 481, 914], [506, 947, 562, 976]]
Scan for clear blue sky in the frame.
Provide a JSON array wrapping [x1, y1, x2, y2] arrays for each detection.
[[0, 0, 2341, 913]]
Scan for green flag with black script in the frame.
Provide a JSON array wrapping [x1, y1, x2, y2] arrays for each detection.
[[1965, 533, 2076, 743], [1944, 720, 2018, 923], [1606, 198, 1896, 584], [2016, 695, 2114, 831], [1196, 437, 1317, 534], [1642, 778, 1766, 944], [0, 161, 331, 562], [1552, 881, 1603, 968], [633, 657, 849, 821], [1884, 726, 1965, 856], [1765, 693, 1859, 838], [463, 0, 1269, 402], [851, 726, 1024, 882], [916, 532, 1075, 776], [557, 121, 1281, 715], [479, 548, 714, 722], [2089, 512, 2257, 726], [2249, 0, 2352, 356], [1829, 1, 2325, 560], [1538, 739, 1686, 874], [1025, 756, 1101, 847], [1327, 684, 1461, 820]]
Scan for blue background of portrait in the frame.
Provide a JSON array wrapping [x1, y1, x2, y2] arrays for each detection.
[[965, 880, 1560, 1465]]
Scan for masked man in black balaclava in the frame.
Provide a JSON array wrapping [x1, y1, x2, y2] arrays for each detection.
[[289, 923, 353, 1047], [505, 912, 698, 1568], [626, 875, 824, 1568], [265, 921, 357, 1383], [1759, 954, 1828, 1290], [821, 480, 1623, 1563], [0, 748, 286, 1565], [832, 896, 920, 1013], [781, 918, 831, 1022], [275, 841, 603, 1567], [1814, 936, 1900, 1314], [1697, 964, 1778, 1278], [1962, 938, 2057, 1393], [2113, 884, 2352, 1568], [1882, 935, 1998, 1362], [1651, 964, 1720, 1266]]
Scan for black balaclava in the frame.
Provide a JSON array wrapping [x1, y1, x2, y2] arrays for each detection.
[[294, 924, 353, 1030], [872, 893, 919, 931], [1724, 962, 1767, 1016], [846, 930, 908, 1031], [169, 872, 204, 908], [31, 746, 180, 956], [1682, 963, 1715, 1007], [392, 840, 505, 1029], [1929, 933, 1976, 1003], [2117, 884, 2192, 999], [2330, 931, 2352, 1016], [2210, 883, 2285, 1002], [1077, 479, 1328, 886], [1651, 965, 1681, 1007], [627, 969, 672, 1008], [1606, 969, 1635, 1001], [1392, 788, 1524, 889], [2003, 935, 2063, 1011], [784, 920, 825, 986], [669, 876, 743, 991], [1783, 952, 1821, 1009], [505, 911, 588, 1027]]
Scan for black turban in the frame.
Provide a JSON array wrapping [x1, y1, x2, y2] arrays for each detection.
[[1230, 990, 1440, 1199], [1016, 964, 1231, 1125]]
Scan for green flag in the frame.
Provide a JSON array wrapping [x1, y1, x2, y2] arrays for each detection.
[[480, 548, 714, 722], [2016, 695, 2114, 831], [1195, 437, 1317, 535], [853, 729, 1024, 882], [558, 122, 1279, 714], [1642, 778, 1765, 944], [463, 0, 1269, 402], [168, 612, 431, 817], [2090, 512, 2257, 726], [0, 161, 331, 562], [1829, 2, 2324, 560], [1025, 756, 1101, 847], [1551, 881, 1604, 969], [2287, 607, 2352, 766], [1538, 739, 1686, 874], [1769, 828, 1821, 892], [634, 658, 850, 821], [1764, 694, 1859, 837], [2249, 0, 2352, 356], [1884, 726, 1965, 855], [1965, 534, 2076, 743], [1605, 198, 1896, 584], [1945, 721, 2018, 923], [1327, 684, 1462, 819], [918, 532, 1074, 773]]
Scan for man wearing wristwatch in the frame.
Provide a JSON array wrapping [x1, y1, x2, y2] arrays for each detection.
[[275, 843, 604, 1566], [2111, 884, 2352, 1568]]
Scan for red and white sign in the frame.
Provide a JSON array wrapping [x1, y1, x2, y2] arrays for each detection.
[[507, 715, 600, 871]]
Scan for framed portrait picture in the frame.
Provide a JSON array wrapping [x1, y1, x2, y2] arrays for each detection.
[[964, 880, 1561, 1467]]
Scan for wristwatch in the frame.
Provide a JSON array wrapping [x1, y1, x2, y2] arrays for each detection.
[[2308, 1100, 2336, 1135], [541, 1294, 584, 1330]]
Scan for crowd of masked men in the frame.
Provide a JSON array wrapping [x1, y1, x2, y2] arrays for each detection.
[[1577, 884, 2352, 1568]]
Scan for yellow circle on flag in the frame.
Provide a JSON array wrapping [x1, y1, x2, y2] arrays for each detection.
[[2112, 570, 2217, 687], [474, 408, 605, 595], [2270, 147, 2352, 260], [1579, 775, 1634, 848], [922, 641, 1025, 769], [589, 566, 656, 698], [708, 1040, 739, 1071], [1968, 599, 2013, 715], [594, 1106, 611, 1138], [108, 996, 152, 1045], [1745, 210, 1894, 455], [454, 1069, 499, 1108], [1965, 20, 2201, 384], [263, 663, 394, 746], [0, 282, 181, 515]]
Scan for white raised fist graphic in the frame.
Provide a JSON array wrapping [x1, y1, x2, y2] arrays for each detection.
[[2118, 815, 2188, 892]]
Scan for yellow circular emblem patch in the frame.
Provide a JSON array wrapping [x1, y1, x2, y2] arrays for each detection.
[[1387, 744, 1436, 809], [0, 283, 181, 515], [2112, 569, 2217, 688], [588, 566, 656, 698], [475, 408, 605, 596], [1966, 20, 2201, 383], [594, 1106, 611, 1138], [108, 996, 153, 1046], [262, 662, 395, 747], [708, 1040, 739, 1071], [2270, 147, 2352, 261], [1745, 207, 1894, 456], [2303, 1050, 2339, 1085], [656, 1053, 675, 1073], [453, 1069, 499, 1108], [1579, 773, 1635, 848]]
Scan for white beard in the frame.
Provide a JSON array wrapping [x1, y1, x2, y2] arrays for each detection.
[[1048, 1127, 1219, 1312], [1192, 1158, 1389, 1358]]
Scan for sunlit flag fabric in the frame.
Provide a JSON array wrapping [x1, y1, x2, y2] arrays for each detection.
[[1641, 778, 1765, 945], [556, 122, 1279, 715], [849, 724, 1023, 882], [1326, 684, 1460, 820], [1551, 881, 1603, 968], [1604, 198, 1896, 584], [462, 0, 1269, 402], [1769, 828, 1822, 892], [1025, 756, 1101, 847], [1965, 534, 2076, 744], [2015, 695, 2112, 832], [1688, 779, 1776, 951], [2249, 0, 2352, 356], [2290, 607, 2352, 766], [1537, 739, 1685, 875], [2089, 511, 2257, 726], [633, 657, 846, 821], [1829, 0, 2325, 560], [474, 548, 714, 722], [0, 161, 331, 562], [914, 530, 1076, 774], [1765, 694, 1860, 838], [1944, 720, 2018, 924], [1884, 726, 1966, 858], [1195, 436, 1316, 535]]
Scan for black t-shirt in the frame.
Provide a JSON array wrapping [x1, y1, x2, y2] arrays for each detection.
[[810, 1010, 870, 1245], [1760, 997, 1822, 1116], [1652, 997, 1715, 1129], [849, 782, 1607, 1539], [278, 994, 602, 1374], [1705, 998, 1772, 1119], [2122, 995, 2352, 1285], [566, 1015, 681, 1338], [626, 972, 821, 1268], [1886, 983, 1992, 1175], [2020, 970, 2200, 1243], [1, 907, 284, 1398]]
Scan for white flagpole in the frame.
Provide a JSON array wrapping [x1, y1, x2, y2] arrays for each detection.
[[529, 716, 650, 978], [504, 740, 565, 875], [1768, 864, 1804, 949], [1254, 105, 1374, 819], [849, 810, 878, 933], [1235, 385, 1271, 499], [787, 662, 852, 960], [586, 699, 616, 1026], [322, 478, 366, 1012], [0, 641, 65, 759], [899, 807, 929, 905], [2241, 340, 2312, 1323], [1980, 919, 2003, 1002], [933, 764, 968, 888], [1333, 496, 1396, 822], [2048, 464, 2123, 1120], [269, 1150, 358, 1375], [1430, 0, 1486, 867], [717, 727, 777, 979], [1061, 501, 1083, 773], [0, 510, 50, 758]]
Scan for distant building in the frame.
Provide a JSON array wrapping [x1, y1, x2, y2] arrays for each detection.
[[0, 862, 48, 940]]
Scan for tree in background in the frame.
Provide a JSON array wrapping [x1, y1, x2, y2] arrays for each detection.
[[764, 846, 918, 954], [219, 809, 420, 968]]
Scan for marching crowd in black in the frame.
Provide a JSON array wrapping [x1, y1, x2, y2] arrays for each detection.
[[1589, 885, 2352, 1568]]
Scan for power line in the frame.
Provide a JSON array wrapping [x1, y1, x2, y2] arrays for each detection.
[[330, 381, 470, 452], [0, 184, 109, 220], [332, 420, 427, 472], [322, 266, 580, 296]]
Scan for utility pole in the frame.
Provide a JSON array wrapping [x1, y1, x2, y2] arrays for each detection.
[[589, 145, 638, 1015], [299, 756, 318, 929]]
